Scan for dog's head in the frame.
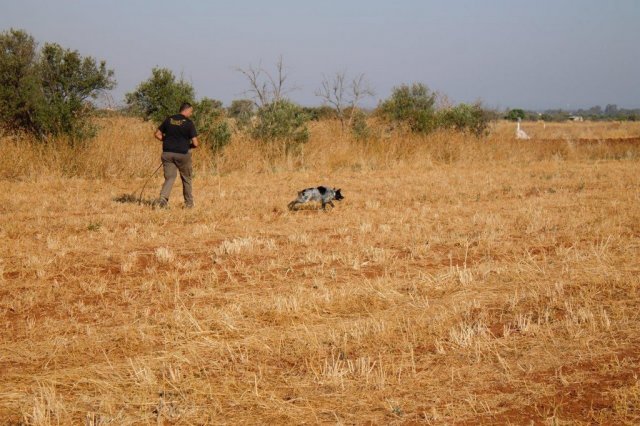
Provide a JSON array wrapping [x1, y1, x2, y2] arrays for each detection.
[[334, 188, 344, 201]]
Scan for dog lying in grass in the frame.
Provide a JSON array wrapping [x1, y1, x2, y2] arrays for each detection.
[[288, 186, 344, 211]]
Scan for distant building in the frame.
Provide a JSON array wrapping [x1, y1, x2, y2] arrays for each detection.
[[569, 115, 584, 122]]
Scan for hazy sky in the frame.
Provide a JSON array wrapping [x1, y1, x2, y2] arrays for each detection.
[[2, 0, 639, 110]]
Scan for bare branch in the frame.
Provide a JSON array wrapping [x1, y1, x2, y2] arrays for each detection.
[[348, 74, 374, 127], [316, 71, 374, 129], [236, 56, 295, 108], [349, 73, 375, 110], [236, 63, 268, 108], [316, 71, 348, 126]]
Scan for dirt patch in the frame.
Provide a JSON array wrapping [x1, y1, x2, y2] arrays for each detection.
[[474, 345, 640, 424], [539, 137, 640, 145]]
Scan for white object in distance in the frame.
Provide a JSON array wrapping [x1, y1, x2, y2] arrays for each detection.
[[516, 118, 531, 140]]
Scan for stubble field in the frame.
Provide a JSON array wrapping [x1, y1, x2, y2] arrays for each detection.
[[1, 119, 640, 424]]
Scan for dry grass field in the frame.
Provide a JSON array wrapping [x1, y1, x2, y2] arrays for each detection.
[[1, 118, 640, 424]]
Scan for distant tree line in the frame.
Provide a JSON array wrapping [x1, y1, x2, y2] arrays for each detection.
[[2, 28, 636, 148], [504, 105, 640, 122]]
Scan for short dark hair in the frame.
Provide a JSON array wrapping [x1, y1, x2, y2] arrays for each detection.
[[179, 102, 193, 112]]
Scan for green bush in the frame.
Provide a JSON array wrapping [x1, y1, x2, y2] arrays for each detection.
[[0, 29, 115, 140], [209, 121, 232, 151], [301, 105, 337, 121], [228, 99, 254, 129], [504, 109, 526, 121], [125, 67, 194, 124], [540, 110, 571, 122], [251, 100, 309, 148], [378, 82, 496, 137], [194, 98, 231, 152], [378, 83, 437, 134], [0, 29, 41, 135], [438, 103, 490, 136], [350, 110, 370, 140]]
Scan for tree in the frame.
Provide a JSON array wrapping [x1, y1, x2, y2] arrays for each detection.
[[604, 104, 618, 117], [236, 56, 293, 108], [587, 105, 603, 116], [0, 28, 116, 140], [378, 83, 437, 133], [504, 109, 526, 121], [37, 42, 116, 138], [237, 57, 309, 146], [125, 67, 194, 124], [0, 29, 40, 135], [315, 71, 374, 129]]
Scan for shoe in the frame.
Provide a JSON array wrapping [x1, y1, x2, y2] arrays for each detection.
[[153, 198, 168, 209]]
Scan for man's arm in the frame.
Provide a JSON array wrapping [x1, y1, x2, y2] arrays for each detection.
[[189, 121, 199, 148], [154, 129, 164, 141]]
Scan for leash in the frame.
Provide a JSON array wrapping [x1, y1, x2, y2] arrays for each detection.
[[138, 163, 163, 205]]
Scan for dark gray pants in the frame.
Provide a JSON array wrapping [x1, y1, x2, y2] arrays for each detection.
[[160, 152, 193, 207]]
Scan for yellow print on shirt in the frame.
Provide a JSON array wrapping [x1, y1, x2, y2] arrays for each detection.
[[169, 118, 186, 126]]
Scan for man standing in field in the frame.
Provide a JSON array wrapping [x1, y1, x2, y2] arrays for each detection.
[[154, 102, 199, 208]]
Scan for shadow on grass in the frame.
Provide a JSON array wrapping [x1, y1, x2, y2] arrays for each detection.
[[288, 203, 337, 212], [113, 193, 157, 207]]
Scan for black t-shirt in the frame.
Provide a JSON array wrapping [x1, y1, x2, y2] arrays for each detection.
[[158, 114, 198, 154]]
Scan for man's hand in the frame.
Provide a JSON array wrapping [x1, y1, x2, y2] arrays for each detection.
[[154, 129, 164, 141], [190, 137, 199, 149]]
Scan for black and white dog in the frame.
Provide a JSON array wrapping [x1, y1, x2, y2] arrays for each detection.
[[288, 186, 344, 210]]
